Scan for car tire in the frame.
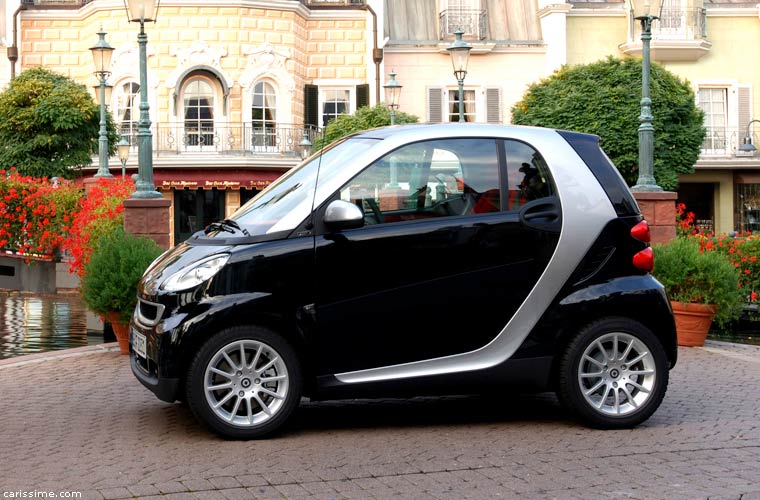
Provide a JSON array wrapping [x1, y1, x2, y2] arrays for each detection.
[[557, 317, 668, 429], [186, 326, 302, 439]]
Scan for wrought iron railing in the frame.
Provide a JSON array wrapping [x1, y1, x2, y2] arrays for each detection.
[[20, 0, 94, 7], [299, 0, 366, 7], [656, 8, 707, 39], [628, 8, 707, 41], [701, 126, 760, 158], [439, 9, 488, 41], [120, 123, 321, 157]]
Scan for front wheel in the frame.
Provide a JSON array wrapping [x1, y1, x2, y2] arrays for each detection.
[[186, 326, 302, 439], [557, 318, 669, 429]]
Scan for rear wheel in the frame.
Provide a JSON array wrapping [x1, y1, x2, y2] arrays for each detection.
[[186, 326, 302, 439], [557, 318, 668, 429]]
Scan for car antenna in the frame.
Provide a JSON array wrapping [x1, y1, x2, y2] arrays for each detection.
[[307, 127, 328, 230]]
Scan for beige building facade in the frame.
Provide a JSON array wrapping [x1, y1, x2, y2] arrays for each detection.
[[565, 0, 760, 235], [3, 0, 760, 237], [380, 0, 760, 235], [1, 0, 377, 246]]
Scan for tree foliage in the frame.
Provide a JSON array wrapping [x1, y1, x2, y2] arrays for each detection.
[[0, 68, 117, 179], [313, 104, 419, 150], [511, 57, 705, 191]]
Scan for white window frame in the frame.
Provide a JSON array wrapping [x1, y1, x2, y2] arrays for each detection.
[[113, 79, 140, 147], [251, 80, 279, 153], [444, 86, 483, 123], [318, 87, 354, 127], [695, 80, 741, 157], [179, 75, 223, 153]]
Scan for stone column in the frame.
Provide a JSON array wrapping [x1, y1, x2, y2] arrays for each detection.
[[123, 198, 172, 249], [633, 191, 677, 245]]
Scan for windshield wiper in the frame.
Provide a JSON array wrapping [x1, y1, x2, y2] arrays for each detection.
[[205, 219, 250, 236]]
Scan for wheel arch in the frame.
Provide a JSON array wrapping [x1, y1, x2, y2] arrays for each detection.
[[542, 281, 677, 389], [174, 304, 312, 399]]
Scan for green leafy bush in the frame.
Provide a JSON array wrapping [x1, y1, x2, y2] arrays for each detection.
[[313, 104, 418, 150], [511, 56, 705, 191], [653, 237, 744, 326], [80, 227, 163, 324], [0, 68, 117, 179]]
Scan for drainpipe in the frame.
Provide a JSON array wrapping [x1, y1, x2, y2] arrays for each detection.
[[7, 3, 25, 80], [364, 3, 382, 105]]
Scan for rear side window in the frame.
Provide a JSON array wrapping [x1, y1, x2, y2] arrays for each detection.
[[339, 138, 501, 224], [505, 139, 555, 211], [557, 130, 639, 216]]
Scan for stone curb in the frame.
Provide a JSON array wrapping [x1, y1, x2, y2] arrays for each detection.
[[0, 342, 121, 370]]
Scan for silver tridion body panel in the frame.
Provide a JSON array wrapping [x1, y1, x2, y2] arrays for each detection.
[[310, 124, 620, 384]]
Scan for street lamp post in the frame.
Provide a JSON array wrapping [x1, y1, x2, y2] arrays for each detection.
[[124, 0, 162, 198], [447, 29, 472, 123], [630, 0, 664, 192], [738, 119, 760, 154], [117, 137, 131, 179], [299, 131, 312, 160], [90, 28, 114, 179], [383, 70, 402, 126]]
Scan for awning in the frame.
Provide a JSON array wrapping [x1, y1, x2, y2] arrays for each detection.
[[153, 169, 283, 190]]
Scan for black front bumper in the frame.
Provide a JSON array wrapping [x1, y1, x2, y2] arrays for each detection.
[[131, 353, 180, 403]]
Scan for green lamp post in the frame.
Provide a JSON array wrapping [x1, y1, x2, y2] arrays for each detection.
[[124, 0, 162, 198], [630, 0, 664, 192], [383, 70, 402, 126], [90, 28, 115, 179], [117, 137, 131, 179], [447, 29, 471, 123]]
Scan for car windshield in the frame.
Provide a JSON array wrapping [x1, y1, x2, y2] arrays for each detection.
[[227, 137, 379, 235]]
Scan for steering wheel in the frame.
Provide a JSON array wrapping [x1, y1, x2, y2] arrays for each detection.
[[364, 198, 384, 224]]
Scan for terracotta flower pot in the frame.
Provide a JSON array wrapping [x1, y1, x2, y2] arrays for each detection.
[[670, 301, 716, 347], [106, 312, 131, 355]]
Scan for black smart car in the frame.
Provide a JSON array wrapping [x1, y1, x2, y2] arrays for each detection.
[[130, 124, 677, 439]]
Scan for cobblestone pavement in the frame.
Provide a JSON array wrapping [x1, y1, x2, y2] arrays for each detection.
[[0, 341, 759, 500]]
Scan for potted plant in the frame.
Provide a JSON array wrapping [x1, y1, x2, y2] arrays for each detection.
[[79, 226, 163, 354], [653, 237, 744, 346]]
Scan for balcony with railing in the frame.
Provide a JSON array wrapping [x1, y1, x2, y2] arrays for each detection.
[[621, 6, 711, 61], [656, 8, 707, 40], [439, 9, 488, 41], [299, 0, 366, 7], [20, 0, 93, 8], [700, 126, 760, 158], [120, 123, 320, 158]]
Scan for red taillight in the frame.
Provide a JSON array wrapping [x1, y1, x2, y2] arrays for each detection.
[[631, 220, 651, 242], [633, 247, 654, 272]]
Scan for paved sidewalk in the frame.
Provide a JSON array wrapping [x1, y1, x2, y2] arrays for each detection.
[[0, 341, 759, 500]]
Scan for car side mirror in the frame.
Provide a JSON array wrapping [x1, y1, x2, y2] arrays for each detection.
[[323, 200, 365, 231]]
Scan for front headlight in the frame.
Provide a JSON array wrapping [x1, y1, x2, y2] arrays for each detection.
[[161, 254, 230, 292]]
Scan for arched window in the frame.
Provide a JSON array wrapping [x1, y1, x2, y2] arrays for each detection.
[[115, 81, 140, 144], [182, 77, 215, 148], [252, 81, 277, 151]]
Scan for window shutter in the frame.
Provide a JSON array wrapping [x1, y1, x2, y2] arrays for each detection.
[[427, 87, 443, 123], [356, 84, 370, 109], [486, 87, 501, 124], [738, 84, 752, 133], [304, 84, 319, 128]]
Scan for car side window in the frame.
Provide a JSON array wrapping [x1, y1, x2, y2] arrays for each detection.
[[339, 138, 501, 225], [506, 140, 554, 211]]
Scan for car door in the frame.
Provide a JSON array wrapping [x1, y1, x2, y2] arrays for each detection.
[[312, 137, 561, 375]]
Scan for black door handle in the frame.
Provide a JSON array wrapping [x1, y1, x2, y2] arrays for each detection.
[[523, 209, 559, 221]]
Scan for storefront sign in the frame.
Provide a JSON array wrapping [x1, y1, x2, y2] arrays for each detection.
[[153, 169, 283, 190]]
